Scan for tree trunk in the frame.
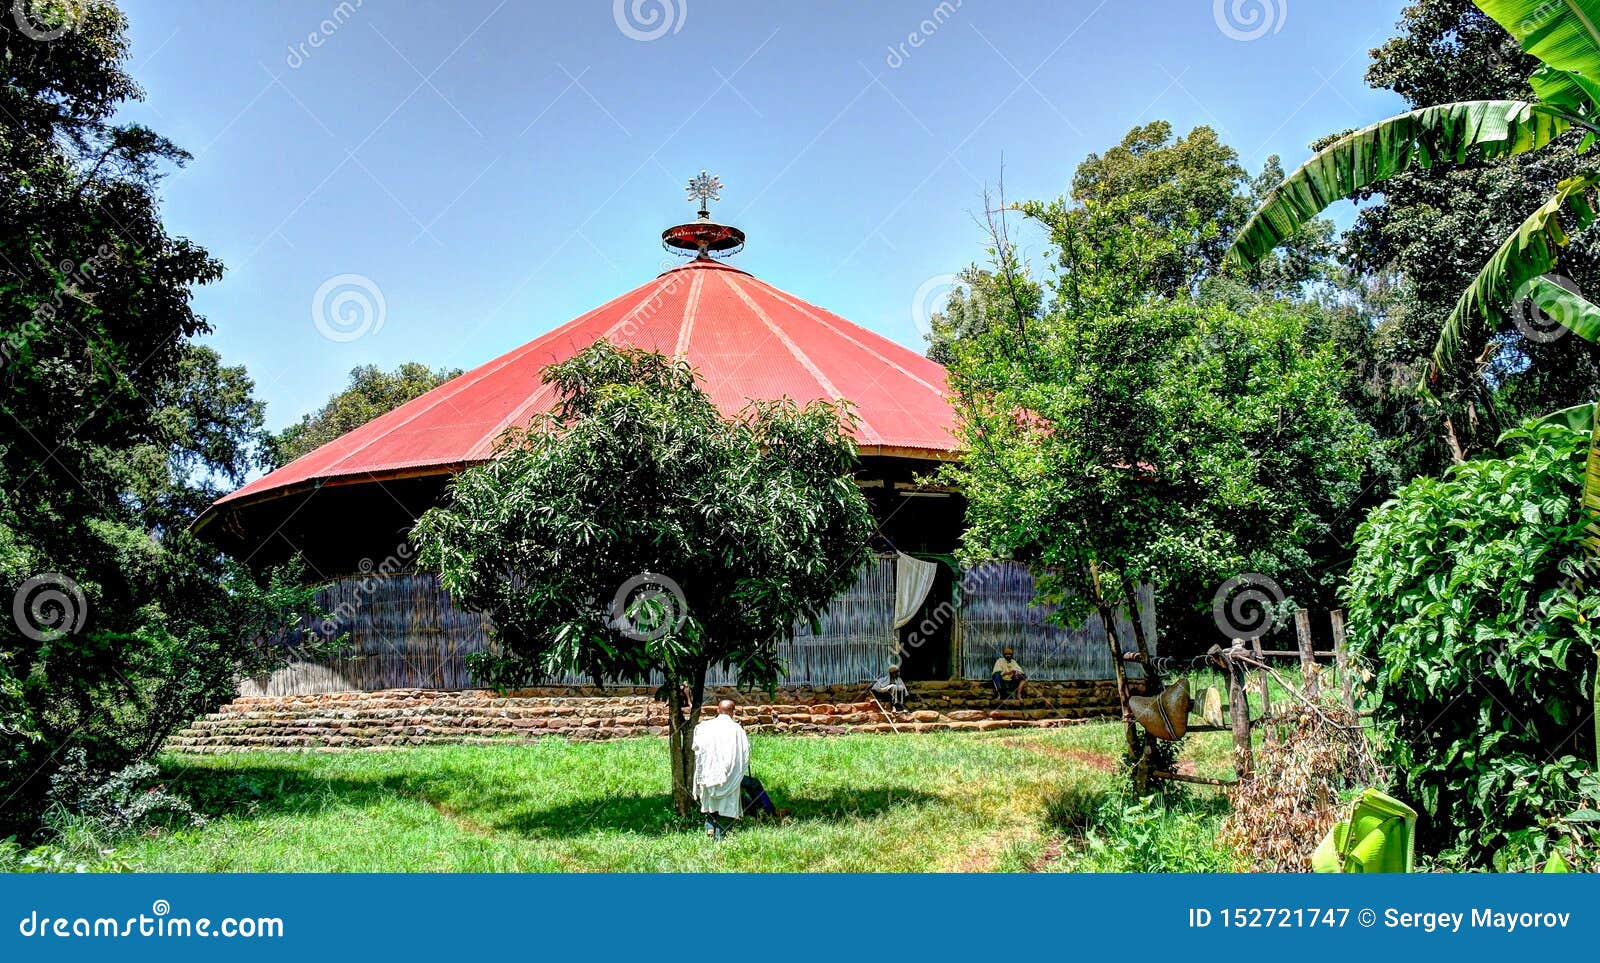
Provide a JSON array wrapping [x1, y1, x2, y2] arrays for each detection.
[[666, 665, 709, 819], [1443, 415, 1466, 465], [1119, 577, 1161, 690], [1098, 600, 1142, 778]]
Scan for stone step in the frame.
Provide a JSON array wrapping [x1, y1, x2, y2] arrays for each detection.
[[168, 681, 1130, 753]]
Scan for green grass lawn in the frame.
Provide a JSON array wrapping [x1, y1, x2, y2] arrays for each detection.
[[120, 724, 1239, 873]]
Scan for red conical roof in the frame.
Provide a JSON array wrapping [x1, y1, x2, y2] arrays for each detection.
[[214, 258, 957, 512]]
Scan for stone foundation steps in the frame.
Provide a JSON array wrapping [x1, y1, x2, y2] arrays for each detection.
[[168, 681, 1132, 754]]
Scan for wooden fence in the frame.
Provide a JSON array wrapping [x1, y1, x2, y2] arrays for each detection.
[[1141, 608, 1361, 788]]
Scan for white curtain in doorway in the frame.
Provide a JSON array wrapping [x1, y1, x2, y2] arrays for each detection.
[[893, 553, 939, 630]]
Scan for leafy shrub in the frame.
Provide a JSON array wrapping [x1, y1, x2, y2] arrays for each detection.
[[45, 748, 204, 838], [1343, 422, 1600, 865], [1075, 790, 1236, 873]]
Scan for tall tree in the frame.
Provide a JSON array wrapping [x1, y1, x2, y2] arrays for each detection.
[[1345, 0, 1600, 465], [926, 124, 1336, 364], [1230, 0, 1600, 774], [413, 343, 874, 816], [0, 1, 313, 830], [271, 362, 461, 466]]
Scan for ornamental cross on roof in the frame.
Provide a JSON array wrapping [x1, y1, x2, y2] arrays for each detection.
[[686, 170, 723, 216]]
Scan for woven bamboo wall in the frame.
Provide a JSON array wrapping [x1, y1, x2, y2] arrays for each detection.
[[241, 573, 487, 695], [243, 559, 899, 696], [240, 557, 1147, 695], [958, 562, 1155, 681]]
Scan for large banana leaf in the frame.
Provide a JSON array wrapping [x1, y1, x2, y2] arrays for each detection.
[[1477, 0, 1600, 81], [1522, 273, 1600, 342], [1531, 66, 1600, 121], [1227, 102, 1572, 270], [1431, 175, 1600, 376]]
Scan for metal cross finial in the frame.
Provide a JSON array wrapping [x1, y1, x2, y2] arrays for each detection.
[[685, 170, 723, 216]]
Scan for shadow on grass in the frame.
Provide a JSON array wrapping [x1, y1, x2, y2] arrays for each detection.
[[160, 759, 941, 840], [493, 785, 942, 838]]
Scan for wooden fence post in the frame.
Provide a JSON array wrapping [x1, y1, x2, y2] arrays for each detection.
[[1250, 636, 1272, 743], [1331, 609, 1354, 712], [1224, 646, 1253, 777], [1294, 608, 1320, 700]]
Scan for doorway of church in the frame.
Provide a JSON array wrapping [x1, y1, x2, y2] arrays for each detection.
[[896, 561, 955, 681]]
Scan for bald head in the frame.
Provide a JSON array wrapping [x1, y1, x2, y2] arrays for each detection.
[[717, 699, 737, 716]]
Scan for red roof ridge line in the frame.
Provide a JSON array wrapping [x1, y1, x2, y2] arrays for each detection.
[[464, 274, 690, 459], [673, 270, 705, 358], [722, 273, 882, 444], [751, 277, 947, 399]]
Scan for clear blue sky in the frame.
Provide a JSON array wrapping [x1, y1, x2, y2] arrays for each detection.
[[116, 0, 1409, 435]]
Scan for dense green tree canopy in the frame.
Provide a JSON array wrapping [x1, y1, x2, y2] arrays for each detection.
[[271, 362, 461, 467], [945, 286, 1388, 633], [413, 342, 874, 815], [1347, 0, 1600, 462], [0, 1, 311, 831], [937, 124, 1389, 646]]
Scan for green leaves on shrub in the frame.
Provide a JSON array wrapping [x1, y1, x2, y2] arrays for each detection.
[[1343, 421, 1600, 865]]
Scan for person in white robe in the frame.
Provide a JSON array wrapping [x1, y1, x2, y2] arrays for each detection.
[[992, 647, 1028, 702], [692, 699, 750, 839]]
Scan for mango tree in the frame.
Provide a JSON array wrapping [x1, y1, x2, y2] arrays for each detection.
[[412, 342, 873, 816]]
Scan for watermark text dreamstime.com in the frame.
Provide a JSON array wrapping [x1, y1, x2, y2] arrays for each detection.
[[284, 0, 364, 69], [18, 901, 283, 940], [885, 0, 962, 69]]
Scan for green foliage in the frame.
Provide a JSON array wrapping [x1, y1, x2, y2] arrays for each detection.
[[0, 3, 311, 833], [270, 362, 461, 467], [45, 747, 204, 835], [1321, 0, 1600, 461], [1025, 122, 1333, 314], [415, 342, 873, 690], [1230, 100, 1571, 272], [947, 288, 1389, 630], [1435, 174, 1600, 375], [1074, 791, 1236, 873], [412, 342, 874, 811], [939, 123, 1385, 645], [1343, 421, 1600, 863]]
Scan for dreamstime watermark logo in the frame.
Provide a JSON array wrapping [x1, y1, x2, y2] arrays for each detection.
[[1213, 0, 1286, 41], [12, 573, 88, 642], [1519, 0, 1565, 36], [284, 0, 364, 69], [910, 273, 980, 341], [885, 0, 963, 69], [613, 0, 685, 41], [1211, 573, 1285, 642], [11, 0, 80, 41], [17, 899, 285, 939], [1511, 273, 1578, 344], [311, 273, 386, 343], [609, 573, 687, 641]]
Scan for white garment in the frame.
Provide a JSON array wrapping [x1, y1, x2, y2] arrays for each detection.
[[692, 714, 750, 819], [894, 553, 939, 629], [993, 657, 1025, 678]]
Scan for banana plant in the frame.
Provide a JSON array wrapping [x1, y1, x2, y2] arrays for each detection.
[[1226, 0, 1600, 767]]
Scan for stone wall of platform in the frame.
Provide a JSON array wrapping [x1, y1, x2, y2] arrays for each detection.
[[169, 679, 1141, 753]]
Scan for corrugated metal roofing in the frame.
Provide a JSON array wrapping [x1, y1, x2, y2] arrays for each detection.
[[214, 257, 958, 510]]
